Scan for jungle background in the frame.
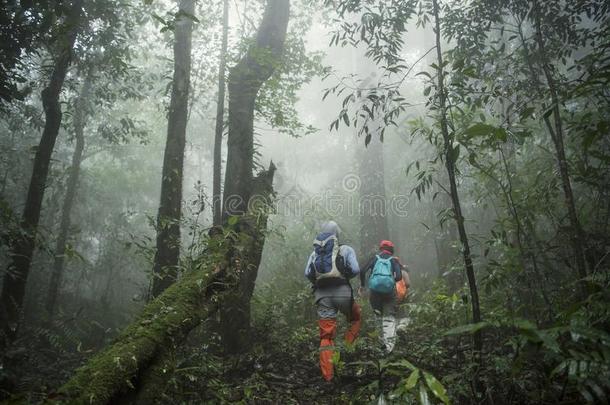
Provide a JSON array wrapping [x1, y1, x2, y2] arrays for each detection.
[[0, 0, 609, 403]]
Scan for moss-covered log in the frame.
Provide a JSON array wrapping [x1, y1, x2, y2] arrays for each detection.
[[56, 165, 276, 403], [56, 260, 224, 403]]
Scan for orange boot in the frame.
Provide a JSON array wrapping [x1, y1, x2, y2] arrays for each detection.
[[318, 318, 337, 381], [345, 301, 361, 344]]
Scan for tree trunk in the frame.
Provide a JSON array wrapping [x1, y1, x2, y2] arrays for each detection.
[[432, 0, 484, 397], [150, 0, 194, 298], [46, 70, 92, 319], [0, 0, 83, 346], [358, 136, 389, 258], [212, 0, 229, 227], [58, 166, 276, 404], [532, 4, 589, 282], [433, 170, 461, 290], [219, 0, 289, 353], [222, 0, 290, 217], [353, 56, 390, 259]]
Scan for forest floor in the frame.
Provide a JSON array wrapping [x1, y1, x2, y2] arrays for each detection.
[[158, 301, 446, 404], [163, 326, 413, 404], [2, 296, 456, 404]]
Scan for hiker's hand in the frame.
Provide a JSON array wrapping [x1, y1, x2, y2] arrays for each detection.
[[358, 287, 368, 298]]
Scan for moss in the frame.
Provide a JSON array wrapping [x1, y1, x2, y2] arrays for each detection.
[[57, 264, 225, 404], [57, 167, 276, 404]]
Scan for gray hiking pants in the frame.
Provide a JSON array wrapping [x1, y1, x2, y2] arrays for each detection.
[[315, 284, 354, 319], [370, 291, 397, 353]]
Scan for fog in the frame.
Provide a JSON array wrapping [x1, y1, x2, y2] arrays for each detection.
[[1, 0, 607, 402]]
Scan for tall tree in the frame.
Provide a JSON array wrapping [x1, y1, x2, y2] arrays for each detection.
[[45, 68, 93, 318], [358, 136, 390, 257], [222, 0, 290, 217], [0, 0, 83, 346], [220, 0, 290, 352], [355, 50, 390, 255], [212, 0, 229, 227], [150, 0, 195, 298], [431, 0, 483, 396], [531, 1, 589, 282]]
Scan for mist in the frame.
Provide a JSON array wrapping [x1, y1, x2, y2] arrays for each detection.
[[0, 0, 608, 403]]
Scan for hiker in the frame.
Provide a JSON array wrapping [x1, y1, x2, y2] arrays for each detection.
[[304, 221, 361, 381], [359, 240, 403, 353]]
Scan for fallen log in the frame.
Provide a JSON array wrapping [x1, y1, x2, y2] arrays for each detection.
[[56, 254, 225, 403], [56, 165, 276, 404]]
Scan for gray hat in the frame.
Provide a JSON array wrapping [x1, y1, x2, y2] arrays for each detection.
[[320, 220, 341, 237]]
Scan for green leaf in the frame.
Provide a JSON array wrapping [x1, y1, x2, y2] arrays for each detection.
[[228, 216, 239, 226], [520, 107, 536, 120], [462, 67, 477, 78], [448, 144, 460, 164], [463, 123, 494, 138], [463, 123, 507, 142], [468, 152, 477, 166], [513, 318, 536, 330], [388, 359, 417, 370], [424, 372, 450, 404], [495, 127, 507, 142], [444, 321, 489, 336], [151, 13, 166, 25], [419, 383, 432, 405], [416, 71, 432, 79], [342, 112, 350, 127], [405, 369, 420, 390]]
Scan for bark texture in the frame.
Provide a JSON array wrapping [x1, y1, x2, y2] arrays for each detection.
[[46, 71, 92, 318], [58, 166, 276, 403], [212, 0, 229, 226], [220, 163, 276, 353], [0, 0, 83, 345], [219, 0, 289, 353], [222, 0, 290, 216], [151, 0, 195, 298]]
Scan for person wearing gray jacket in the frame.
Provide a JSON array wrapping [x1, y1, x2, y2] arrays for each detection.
[[304, 221, 361, 381]]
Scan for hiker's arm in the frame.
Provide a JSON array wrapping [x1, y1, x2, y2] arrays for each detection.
[[403, 270, 411, 289], [342, 245, 360, 278], [359, 256, 374, 287], [392, 258, 402, 281]]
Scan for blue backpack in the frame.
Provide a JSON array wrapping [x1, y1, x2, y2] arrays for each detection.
[[311, 232, 343, 280], [368, 255, 395, 294]]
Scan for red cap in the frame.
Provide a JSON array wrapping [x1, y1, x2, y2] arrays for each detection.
[[379, 240, 394, 250]]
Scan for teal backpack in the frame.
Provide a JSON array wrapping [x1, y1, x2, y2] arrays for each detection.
[[368, 255, 395, 294]]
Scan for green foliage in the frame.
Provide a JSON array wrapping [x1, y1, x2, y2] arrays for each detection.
[[254, 3, 327, 139], [348, 358, 450, 404], [0, 0, 608, 403]]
